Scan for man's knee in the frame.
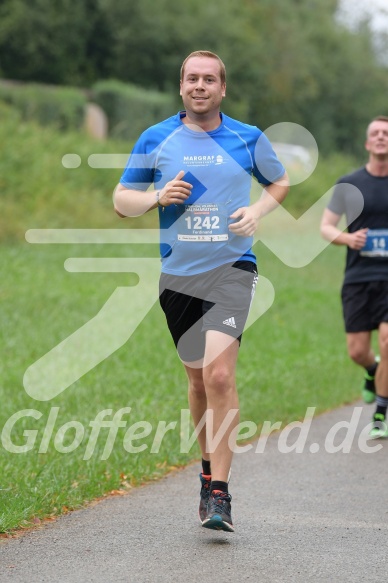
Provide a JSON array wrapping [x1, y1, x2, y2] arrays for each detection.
[[186, 367, 206, 398], [189, 378, 206, 398], [203, 364, 233, 396], [347, 342, 369, 364]]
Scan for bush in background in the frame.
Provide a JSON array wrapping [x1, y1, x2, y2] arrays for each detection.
[[92, 80, 176, 140], [0, 81, 87, 130], [0, 102, 158, 242]]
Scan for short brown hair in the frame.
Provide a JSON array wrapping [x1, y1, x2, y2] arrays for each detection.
[[180, 51, 226, 85], [367, 115, 388, 136]]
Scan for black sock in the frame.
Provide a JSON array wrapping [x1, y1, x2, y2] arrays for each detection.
[[202, 459, 211, 476], [375, 395, 388, 418], [210, 480, 228, 494], [366, 363, 378, 377]]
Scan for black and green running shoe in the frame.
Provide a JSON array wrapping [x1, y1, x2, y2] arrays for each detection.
[[369, 413, 388, 439], [362, 357, 380, 404], [362, 372, 376, 404]]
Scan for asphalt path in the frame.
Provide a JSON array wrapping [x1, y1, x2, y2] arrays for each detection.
[[1, 401, 387, 582]]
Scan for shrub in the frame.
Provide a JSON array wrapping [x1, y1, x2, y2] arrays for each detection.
[[0, 81, 86, 130], [92, 80, 175, 140]]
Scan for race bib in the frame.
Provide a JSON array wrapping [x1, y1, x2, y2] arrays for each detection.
[[177, 203, 229, 242], [360, 229, 388, 257]]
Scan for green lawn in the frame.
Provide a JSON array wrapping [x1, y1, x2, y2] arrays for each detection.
[[0, 238, 364, 532]]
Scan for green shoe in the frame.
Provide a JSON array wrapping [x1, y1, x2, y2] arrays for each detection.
[[362, 374, 376, 404], [369, 413, 388, 439], [362, 362, 379, 404]]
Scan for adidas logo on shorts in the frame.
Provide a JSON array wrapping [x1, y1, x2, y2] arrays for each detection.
[[222, 317, 236, 328]]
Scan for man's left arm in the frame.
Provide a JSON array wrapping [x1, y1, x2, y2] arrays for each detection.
[[228, 172, 289, 237]]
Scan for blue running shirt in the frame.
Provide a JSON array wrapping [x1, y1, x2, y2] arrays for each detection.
[[120, 112, 285, 275]]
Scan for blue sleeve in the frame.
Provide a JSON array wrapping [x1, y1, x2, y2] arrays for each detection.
[[252, 131, 286, 185], [119, 132, 156, 191]]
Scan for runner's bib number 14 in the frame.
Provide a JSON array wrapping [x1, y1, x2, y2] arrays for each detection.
[[360, 229, 388, 257]]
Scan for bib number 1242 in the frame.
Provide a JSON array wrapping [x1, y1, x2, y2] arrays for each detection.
[[184, 215, 219, 230]]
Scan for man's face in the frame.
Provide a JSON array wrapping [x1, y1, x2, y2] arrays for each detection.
[[180, 56, 226, 117], [365, 121, 388, 157]]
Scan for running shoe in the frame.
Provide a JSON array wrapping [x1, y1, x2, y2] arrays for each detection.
[[362, 372, 376, 404], [199, 473, 211, 523], [362, 357, 380, 404], [202, 490, 234, 532], [369, 413, 388, 439], [198, 468, 232, 523]]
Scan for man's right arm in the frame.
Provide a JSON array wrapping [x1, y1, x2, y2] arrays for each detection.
[[113, 170, 193, 218], [113, 184, 159, 217], [320, 208, 368, 250]]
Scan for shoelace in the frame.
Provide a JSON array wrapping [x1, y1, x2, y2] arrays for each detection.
[[210, 491, 231, 513]]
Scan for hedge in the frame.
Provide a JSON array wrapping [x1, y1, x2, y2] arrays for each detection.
[[92, 80, 176, 140], [0, 81, 86, 130]]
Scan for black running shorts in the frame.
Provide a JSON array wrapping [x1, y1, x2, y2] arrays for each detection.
[[341, 281, 388, 333], [159, 261, 258, 362]]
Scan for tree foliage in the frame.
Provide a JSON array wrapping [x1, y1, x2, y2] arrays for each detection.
[[0, 0, 387, 154], [0, 0, 113, 85]]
